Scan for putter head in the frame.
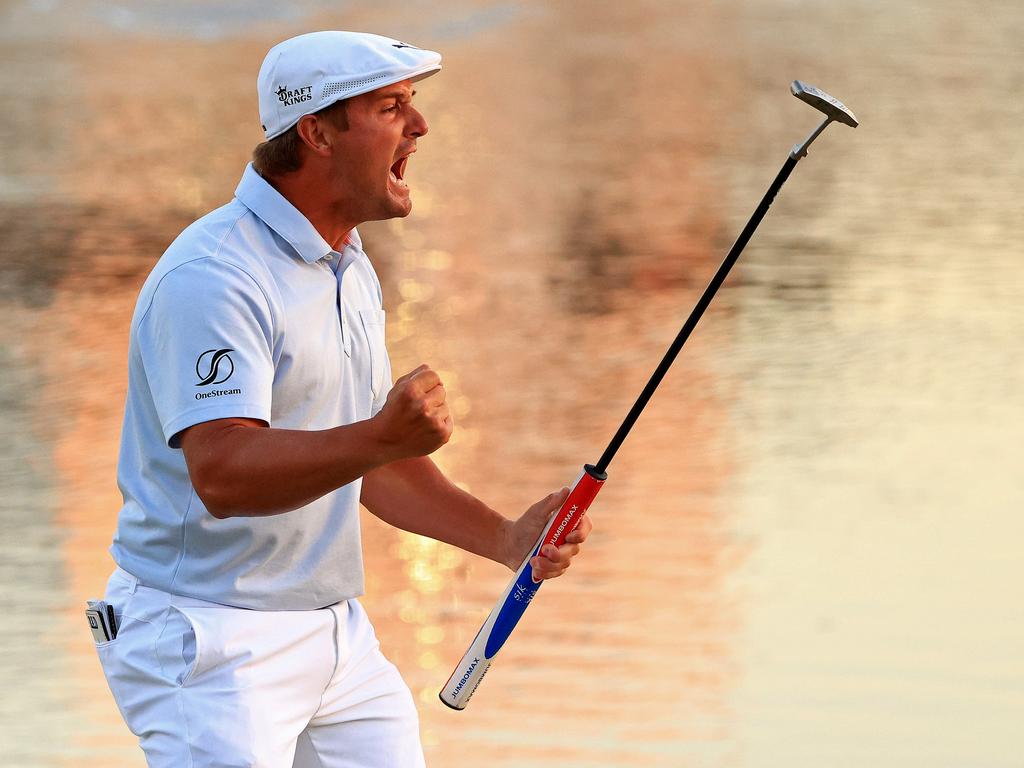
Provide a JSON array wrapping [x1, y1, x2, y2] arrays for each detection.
[[791, 80, 858, 127]]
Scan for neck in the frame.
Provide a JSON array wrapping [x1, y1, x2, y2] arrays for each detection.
[[263, 168, 356, 251]]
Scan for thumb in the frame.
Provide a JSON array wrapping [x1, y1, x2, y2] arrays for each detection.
[[538, 486, 570, 517], [394, 363, 429, 386], [522, 486, 570, 532]]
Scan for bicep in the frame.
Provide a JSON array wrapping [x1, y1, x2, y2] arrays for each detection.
[[137, 259, 275, 448], [179, 417, 268, 488]]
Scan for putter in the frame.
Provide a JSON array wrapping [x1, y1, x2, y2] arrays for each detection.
[[440, 81, 858, 710], [594, 80, 858, 472]]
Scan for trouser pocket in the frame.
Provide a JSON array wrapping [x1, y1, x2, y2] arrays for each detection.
[[154, 604, 201, 686]]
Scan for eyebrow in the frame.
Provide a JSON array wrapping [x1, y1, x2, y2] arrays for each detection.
[[375, 88, 416, 101]]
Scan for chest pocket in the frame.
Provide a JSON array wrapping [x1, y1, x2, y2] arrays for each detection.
[[358, 308, 387, 401]]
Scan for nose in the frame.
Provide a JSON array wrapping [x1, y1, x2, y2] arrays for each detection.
[[407, 104, 429, 139]]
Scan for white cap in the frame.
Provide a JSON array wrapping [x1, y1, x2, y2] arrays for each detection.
[[257, 31, 442, 140]]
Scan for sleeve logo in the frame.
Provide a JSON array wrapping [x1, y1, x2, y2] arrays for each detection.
[[195, 348, 235, 386]]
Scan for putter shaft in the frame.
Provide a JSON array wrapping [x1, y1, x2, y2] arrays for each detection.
[[596, 79, 856, 473], [595, 155, 799, 474]]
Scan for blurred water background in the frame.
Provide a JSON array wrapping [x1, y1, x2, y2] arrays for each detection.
[[1, 0, 1022, 766]]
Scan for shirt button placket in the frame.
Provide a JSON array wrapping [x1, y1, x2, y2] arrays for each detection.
[[337, 266, 352, 359]]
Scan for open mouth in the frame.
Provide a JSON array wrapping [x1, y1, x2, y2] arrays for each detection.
[[389, 155, 410, 187]]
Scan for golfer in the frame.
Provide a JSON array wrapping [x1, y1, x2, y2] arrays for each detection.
[[93, 31, 590, 767]]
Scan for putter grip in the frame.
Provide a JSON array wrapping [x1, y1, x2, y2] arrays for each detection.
[[439, 464, 606, 710]]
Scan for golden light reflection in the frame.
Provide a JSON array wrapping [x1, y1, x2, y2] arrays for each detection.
[[398, 277, 436, 303], [416, 625, 445, 645], [417, 650, 441, 670]]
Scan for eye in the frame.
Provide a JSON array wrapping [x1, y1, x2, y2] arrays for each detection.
[[383, 103, 399, 113]]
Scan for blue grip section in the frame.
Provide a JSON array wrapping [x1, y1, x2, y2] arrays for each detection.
[[484, 553, 544, 658]]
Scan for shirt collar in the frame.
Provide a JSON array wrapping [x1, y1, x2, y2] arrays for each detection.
[[234, 163, 335, 264], [344, 227, 363, 251]]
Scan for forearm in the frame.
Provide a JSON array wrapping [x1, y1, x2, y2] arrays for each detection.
[[182, 365, 454, 519], [360, 456, 513, 567], [186, 419, 393, 518]]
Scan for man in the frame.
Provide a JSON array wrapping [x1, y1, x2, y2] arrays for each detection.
[[93, 31, 590, 767]]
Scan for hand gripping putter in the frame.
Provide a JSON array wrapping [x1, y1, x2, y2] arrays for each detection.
[[440, 81, 858, 710]]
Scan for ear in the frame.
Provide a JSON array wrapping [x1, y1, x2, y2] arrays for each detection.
[[294, 114, 333, 158]]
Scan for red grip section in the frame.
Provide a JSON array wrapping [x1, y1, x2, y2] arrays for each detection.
[[542, 471, 605, 550]]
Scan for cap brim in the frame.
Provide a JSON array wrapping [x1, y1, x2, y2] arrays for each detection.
[[325, 62, 442, 104]]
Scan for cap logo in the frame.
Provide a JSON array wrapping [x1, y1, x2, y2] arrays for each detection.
[[276, 84, 313, 107], [392, 42, 419, 49]]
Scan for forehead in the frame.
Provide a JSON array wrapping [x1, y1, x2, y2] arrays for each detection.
[[359, 79, 415, 103]]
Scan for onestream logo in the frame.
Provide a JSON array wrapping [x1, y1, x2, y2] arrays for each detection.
[[194, 348, 240, 400], [196, 348, 234, 386]]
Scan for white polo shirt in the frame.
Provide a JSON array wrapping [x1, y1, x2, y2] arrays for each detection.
[[110, 164, 392, 610]]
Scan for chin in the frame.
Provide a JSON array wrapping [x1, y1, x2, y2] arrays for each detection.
[[364, 199, 412, 223], [388, 198, 413, 219]]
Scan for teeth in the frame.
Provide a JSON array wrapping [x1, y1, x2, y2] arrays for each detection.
[[390, 153, 412, 188]]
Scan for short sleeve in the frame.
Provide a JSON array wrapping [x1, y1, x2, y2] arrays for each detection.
[[136, 258, 275, 447]]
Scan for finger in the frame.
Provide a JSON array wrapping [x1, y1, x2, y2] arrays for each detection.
[[531, 555, 568, 580], [395, 363, 430, 386], [558, 542, 581, 561], [541, 542, 579, 563], [543, 486, 570, 512], [565, 516, 592, 544], [412, 368, 443, 394], [425, 383, 447, 407], [434, 404, 451, 429]]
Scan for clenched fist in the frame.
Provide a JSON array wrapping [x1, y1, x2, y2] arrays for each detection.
[[371, 364, 453, 461]]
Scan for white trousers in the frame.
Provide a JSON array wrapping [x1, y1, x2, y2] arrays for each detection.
[[95, 568, 425, 768]]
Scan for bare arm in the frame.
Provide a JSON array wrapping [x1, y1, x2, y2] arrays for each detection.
[[179, 361, 592, 578], [180, 364, 451, 518], [361, 456, 591, 578], [361, 456, 512, 565]]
